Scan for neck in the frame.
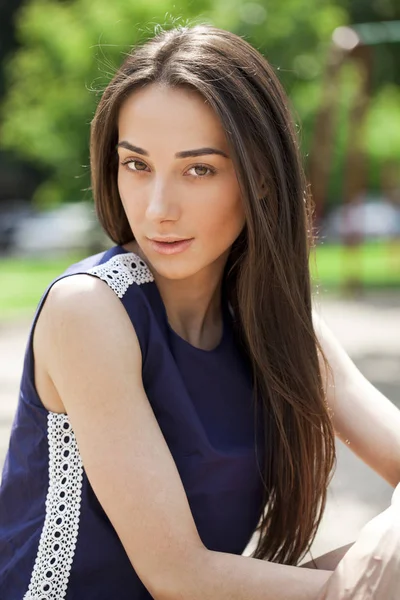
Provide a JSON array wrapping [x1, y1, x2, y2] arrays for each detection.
[[157, 271, 225, 350], [125, 240, 227, 350]]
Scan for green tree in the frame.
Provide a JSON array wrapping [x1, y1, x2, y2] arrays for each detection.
[[0, 0, 211, 207]]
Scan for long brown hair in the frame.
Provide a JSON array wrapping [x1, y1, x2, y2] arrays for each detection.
[[90, 24, 336, 566]]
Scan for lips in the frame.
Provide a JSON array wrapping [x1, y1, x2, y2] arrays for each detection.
[[148, 238, 194, 255], [149, 238, 191, 243]]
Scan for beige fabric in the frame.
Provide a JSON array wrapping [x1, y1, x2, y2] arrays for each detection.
[[318, 483, 400, 599]]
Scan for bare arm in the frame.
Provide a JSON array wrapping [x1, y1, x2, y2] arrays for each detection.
[[318, 483, 400, 600], [38, 275, 333, 600], [313, 309, 400, 488], [302, 484, 400, 597]]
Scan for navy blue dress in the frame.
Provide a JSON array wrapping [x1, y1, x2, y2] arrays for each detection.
[[0, 244, 265, 599]]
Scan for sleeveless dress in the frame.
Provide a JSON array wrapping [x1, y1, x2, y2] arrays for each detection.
[[0, 243, 266, 600]]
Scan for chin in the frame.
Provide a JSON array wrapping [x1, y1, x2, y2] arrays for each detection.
[[146, 258, 199, 281]]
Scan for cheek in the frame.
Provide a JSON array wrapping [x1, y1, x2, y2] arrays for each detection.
[[117, 173, 142, 221], [202, 188, 245, 241]]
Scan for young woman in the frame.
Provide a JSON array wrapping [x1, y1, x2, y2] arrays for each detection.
[[1, 24, 399, 600]]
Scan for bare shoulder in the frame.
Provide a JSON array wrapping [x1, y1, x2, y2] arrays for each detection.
[[33, 273, 142, 413], [42, 272, 133, 324]]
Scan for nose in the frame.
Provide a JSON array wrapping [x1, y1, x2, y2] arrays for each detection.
[[145, 178, 180, 223]]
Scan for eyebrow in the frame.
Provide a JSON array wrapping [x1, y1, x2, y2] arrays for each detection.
[[116, 141, 230, 159]]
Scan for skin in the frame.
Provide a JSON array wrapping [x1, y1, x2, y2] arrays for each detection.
[[117, 83, 246, 350], [31, 80, 400, 598]]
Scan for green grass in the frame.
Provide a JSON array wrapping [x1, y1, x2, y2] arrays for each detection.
[[0, 252, 86, 322], [310, 241, 400, 288], [0, 241, 399, 322]]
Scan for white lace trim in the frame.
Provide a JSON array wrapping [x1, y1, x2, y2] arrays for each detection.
[[87, 252, 154, 298], [24, 413, 83, 600]]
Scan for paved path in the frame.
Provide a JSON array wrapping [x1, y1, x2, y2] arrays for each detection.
[[1, 292, 399, 561]]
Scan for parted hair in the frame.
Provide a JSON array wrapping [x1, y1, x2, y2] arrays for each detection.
[[90, 24, 336, 565]]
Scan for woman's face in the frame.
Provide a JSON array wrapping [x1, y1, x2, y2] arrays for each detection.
[[116, 83, 245, 280]]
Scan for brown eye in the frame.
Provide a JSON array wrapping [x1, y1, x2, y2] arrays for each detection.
[[194, 166, 209, 176], [122, 159, 148, 172], [133, 160, 147, 171], [186, 164, 216, 177]]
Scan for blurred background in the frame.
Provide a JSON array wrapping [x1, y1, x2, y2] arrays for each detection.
[[0, 0, 399, 561]]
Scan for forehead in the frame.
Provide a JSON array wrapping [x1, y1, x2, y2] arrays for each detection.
[[117, 83, 228, 149]]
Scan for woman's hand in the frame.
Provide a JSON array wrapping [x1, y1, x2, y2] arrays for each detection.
[[318, 482, 400, 599]]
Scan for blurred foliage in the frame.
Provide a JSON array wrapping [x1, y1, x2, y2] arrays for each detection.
[[0, 0, 212, 206], [365, 85, 400, 161], [340, 0, 400, 89], [326, 61, 364, 206], [0, 0, 399, 207]]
